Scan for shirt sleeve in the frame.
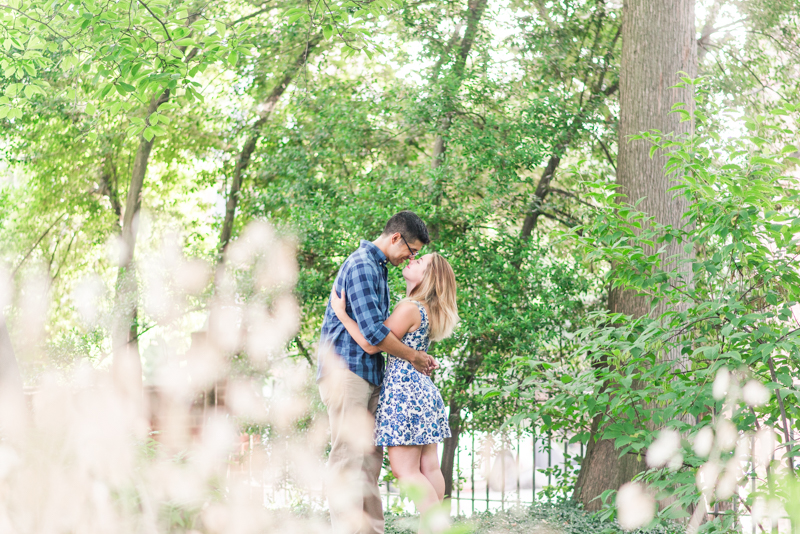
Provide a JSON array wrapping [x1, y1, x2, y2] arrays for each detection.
[[341, 261, 391, 346]]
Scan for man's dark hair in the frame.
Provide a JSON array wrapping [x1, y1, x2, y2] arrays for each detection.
[[382, 211, 430, 245]]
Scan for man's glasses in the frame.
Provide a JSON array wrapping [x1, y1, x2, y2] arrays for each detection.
[[400, 235, 420, 258]]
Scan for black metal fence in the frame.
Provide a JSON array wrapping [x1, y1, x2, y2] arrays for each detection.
[[380, 424, 584, 516]]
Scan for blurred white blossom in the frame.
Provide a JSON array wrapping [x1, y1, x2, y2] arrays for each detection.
[[712, 367, 730, 400], [716, 419, 738, 452], [0, 222, 329, 533], [742, 380, 770, 407], [72, 274, 107, 328], [752, 497, 785, 532], [754, 426, 776, 467], [646, 428, 682, 469], [616, 482, 655, 530], [692, 427, 714, 458], [696, 461, 721, 501]]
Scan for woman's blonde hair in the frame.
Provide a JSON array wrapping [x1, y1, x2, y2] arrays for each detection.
[[404, 252, 459, 341]]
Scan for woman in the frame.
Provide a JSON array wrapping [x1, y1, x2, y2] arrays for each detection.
[[330, 252, 459, 517]]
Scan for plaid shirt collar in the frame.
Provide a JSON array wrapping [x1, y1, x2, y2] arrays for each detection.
[[360, 240, 388, 268]]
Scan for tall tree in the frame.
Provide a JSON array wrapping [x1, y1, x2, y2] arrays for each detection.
[[218, 35, 322, 255], [573, 0, 697, 510], [429, 0, 488, 174]]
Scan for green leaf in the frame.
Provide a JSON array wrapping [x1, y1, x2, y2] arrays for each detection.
[[85, 103, 96, 115], [227, 51, 238, 66], [287, 12, 309, 24], [323, 25, 334, 40], [142, 126, 155, 142]]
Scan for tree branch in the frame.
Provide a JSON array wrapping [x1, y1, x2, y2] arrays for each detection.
[[12, 214, 67, 278], [295, 336, 314, 367], [548, 187, 595, 208], [767, 356, 795, 472], [138, 0, 173, 41]]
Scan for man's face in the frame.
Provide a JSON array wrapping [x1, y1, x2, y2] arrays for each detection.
[[386, 233, 424, 267]]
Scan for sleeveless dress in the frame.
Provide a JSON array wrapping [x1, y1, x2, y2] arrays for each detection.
[[374, 301, 451, 446]]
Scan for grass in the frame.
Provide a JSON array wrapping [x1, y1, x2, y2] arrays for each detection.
[[385, 501, 685, 534]]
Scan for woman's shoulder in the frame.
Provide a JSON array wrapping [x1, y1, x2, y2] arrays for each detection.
[[392, 300, 422, 319]]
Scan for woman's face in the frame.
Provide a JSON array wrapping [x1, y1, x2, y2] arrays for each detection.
[[402, 254, 431, 286]]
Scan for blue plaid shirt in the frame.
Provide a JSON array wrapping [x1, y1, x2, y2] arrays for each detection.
[[317, 240, 392, 386]]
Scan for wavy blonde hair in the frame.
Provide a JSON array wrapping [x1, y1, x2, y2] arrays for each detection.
[[404, 252, 459, 341]]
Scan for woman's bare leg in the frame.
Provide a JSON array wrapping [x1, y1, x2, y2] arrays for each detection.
[[388, 445, 439, 514], [419, 443, 445, 501]]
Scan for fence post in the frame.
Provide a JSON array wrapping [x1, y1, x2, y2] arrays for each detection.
[[501, 435, 505, 512], [547, 431, 552, 502], [751, 434, 756, 534], [485, 434, 489, 512], [456, 439, 460, 516], [532, 424, 536, 503], [471, 430, 475, 515], [516, 430, 521, 508]]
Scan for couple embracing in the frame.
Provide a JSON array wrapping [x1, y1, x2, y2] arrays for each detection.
[[317, 211, 459, 534]]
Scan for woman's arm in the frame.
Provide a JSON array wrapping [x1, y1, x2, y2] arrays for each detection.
[[383, 302, 421, 340], [330, 290, 421, 355]]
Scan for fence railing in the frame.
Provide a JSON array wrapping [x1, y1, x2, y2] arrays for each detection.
[[378, 423, 583, 516]]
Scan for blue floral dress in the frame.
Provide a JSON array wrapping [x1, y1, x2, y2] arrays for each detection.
[[374, 301, 451, 446]]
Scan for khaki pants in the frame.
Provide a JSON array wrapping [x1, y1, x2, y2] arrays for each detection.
[[319, 369, 384, 534]]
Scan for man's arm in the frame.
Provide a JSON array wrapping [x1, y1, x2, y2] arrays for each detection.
[[344, 264, 437, 374], [343, 263, 392, 345], [376, 333, 438, 375]]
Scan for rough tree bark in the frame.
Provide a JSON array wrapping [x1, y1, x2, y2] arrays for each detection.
[[111, 89, 170, 399], [218, 36, 321, 256], [572, 0, 697, 510], [440, 349, 483, 499]]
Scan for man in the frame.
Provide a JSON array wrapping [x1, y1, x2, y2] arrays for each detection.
[[318, 211, 437, 534]]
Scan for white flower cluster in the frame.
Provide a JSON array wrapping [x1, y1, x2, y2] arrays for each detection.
[[616, 366, 782, 533], [0, 221, 333, 533]]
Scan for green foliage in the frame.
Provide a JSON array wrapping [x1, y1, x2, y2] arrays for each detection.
[[499, 79, 800, 527], [3, 2, 800, 529], [0, 0, 251, 131], [386, 502, 683, 534]]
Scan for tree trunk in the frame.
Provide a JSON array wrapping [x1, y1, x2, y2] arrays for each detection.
[[573, 0, 697, 510], [427, 0, 488, 241], [440, 396, 463, 499], [520, 155, 561, 239], [429, 0, 488, 169], [218, 36, 322, 256], [111, 89, 170, 399], [439, 348, 484, 507]]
